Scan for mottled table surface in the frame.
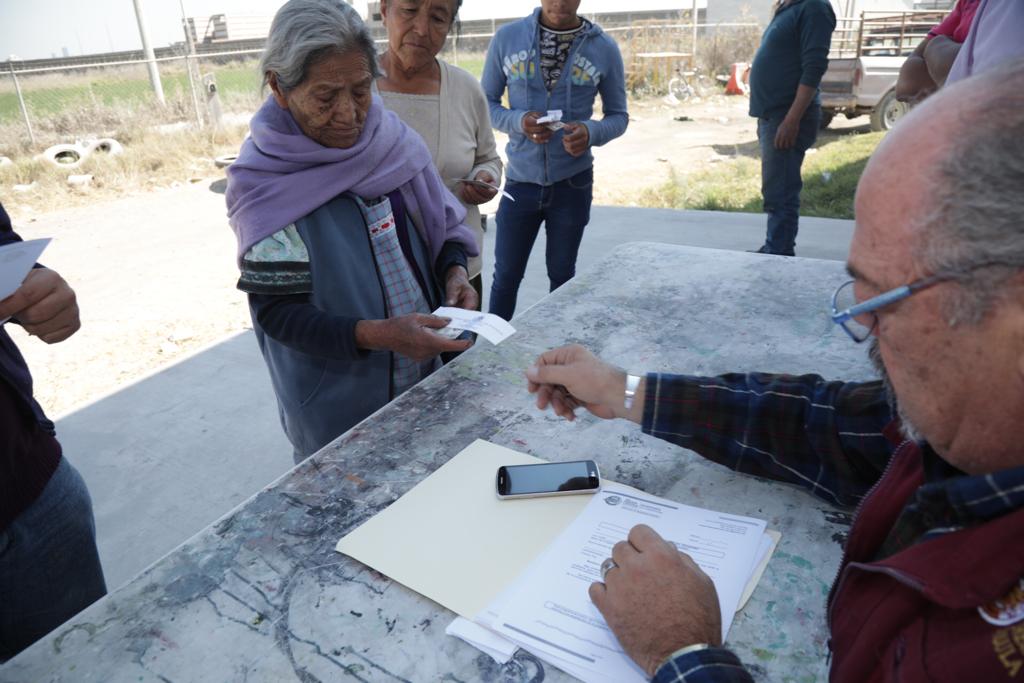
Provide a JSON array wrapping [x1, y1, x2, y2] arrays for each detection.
[[3, 243, 874, 683]]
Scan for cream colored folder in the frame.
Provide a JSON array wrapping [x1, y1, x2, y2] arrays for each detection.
[[335, 439, 595, 618]]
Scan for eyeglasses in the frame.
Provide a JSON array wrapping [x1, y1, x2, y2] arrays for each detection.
[[830, 275, 945, 342], [832, 261, 1020, 343]]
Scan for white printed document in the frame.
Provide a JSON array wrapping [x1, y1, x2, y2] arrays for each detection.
[[432, 306, 516, 345], [335, 439, 774, 682], [477, 484, 767, 682], [0, 238, 50, 325]]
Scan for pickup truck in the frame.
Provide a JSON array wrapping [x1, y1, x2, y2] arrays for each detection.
[[820, 10, 949, 131]]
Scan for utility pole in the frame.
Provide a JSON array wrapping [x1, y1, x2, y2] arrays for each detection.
[[691, 0, 700, 67], [132, 0, 166, 105], [179, 0, 205, 128]]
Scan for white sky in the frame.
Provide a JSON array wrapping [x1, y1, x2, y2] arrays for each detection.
[[0, 0, 709, 60]]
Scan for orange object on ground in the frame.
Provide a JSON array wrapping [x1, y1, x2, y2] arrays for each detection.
[[725, 62, 750, 95]]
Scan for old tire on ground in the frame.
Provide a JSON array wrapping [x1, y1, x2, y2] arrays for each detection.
[[820, 110, 835, 130], [870, 90, 908, 132], [87, 138, 124, 156], [214, 154, 238, 169], [42, 143, 87, 168]]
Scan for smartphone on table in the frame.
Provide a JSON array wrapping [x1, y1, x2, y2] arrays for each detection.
[[495, 460, 601, 500]]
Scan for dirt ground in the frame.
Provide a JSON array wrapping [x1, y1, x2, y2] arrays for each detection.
[[7, 95, 865, 418]]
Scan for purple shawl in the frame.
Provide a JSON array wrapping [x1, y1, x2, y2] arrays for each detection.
[[226, 95, 478, 263]]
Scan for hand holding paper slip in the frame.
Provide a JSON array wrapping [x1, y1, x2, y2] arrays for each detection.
[[537, 109, 566, 130], [432, 307, 516, 345], [457, 178, 516, 202], [0, 238, 51, 325]]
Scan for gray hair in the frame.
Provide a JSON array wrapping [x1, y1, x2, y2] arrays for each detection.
[[915, 58, 1024, 326], [260, 0, 380, 93]]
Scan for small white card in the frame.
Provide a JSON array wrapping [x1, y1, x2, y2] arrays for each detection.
[[457, 178, 515, 202], [536, 109, 565, 130], [0, 238, 51, 325], [432, 307, 516, 345]]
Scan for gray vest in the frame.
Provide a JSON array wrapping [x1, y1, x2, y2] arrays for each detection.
[[252, 193, 442, 458]]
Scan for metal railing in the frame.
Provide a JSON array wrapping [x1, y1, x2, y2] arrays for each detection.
[[829, 10, 949, 60]]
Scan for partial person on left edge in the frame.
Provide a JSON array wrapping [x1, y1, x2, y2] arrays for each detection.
[[0, 201, 106, 661]]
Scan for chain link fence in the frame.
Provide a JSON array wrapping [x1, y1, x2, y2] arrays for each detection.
[[1, 11, 761, 160]]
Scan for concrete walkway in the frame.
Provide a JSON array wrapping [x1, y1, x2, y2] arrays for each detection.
[[58, 206, 854, 589]]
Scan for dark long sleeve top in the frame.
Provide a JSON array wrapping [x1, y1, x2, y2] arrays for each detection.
[[0, 203, 62, 532], [749, 0, 837, 119]]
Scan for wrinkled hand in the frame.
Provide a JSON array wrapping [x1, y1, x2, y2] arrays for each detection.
[[774, 115, 800, 150], [357, 313, 472, 362], [525, 344, 624, 421], [562, 122, 591, 157], [0, 267, 80, 343], [444, 265, 478, 310], [590, 525, 723, 677], [522, 111, 554, 144], [458, 171, 499, 206]]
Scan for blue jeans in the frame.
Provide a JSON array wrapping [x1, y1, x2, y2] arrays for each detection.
[[488, 167, 594, 320], [0, 457, 106, 660], [756, 105, 821, 256]]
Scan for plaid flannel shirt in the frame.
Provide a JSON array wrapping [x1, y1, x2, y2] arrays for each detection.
[[642, 372, 1024, 683]]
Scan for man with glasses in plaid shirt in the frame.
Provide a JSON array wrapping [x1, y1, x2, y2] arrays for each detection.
[[524, 59, 1024, 682]]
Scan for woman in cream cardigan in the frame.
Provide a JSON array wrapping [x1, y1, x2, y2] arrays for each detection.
[[377, 0, 502, 307]]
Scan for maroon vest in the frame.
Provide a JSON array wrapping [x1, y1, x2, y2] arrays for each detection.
[[827, 435, 1024, 682]]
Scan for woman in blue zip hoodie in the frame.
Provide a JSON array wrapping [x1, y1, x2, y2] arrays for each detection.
[[481, 0, 628, 320]]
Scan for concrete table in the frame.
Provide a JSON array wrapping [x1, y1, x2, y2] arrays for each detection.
[[2, 243, 874, 683]]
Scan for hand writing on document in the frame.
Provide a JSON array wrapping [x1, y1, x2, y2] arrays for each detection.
[[0, 268, 80, 343], [525, 344, 643, 422], [589, 524, 723, 677]]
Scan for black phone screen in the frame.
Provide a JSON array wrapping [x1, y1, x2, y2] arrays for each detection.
[[497, 460, 600, 496]]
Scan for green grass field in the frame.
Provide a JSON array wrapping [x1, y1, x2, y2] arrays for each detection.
[[639, 130, 885, 220], [0, 54, 489, 126], [0, 63, 263, 123]]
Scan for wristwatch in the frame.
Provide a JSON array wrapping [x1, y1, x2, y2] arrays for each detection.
[[624, 374, 641, 411]]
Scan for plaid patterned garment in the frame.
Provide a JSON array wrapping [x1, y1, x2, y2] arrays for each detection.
[[640, 372, 1024, 682], [354, 195, 438, 396]]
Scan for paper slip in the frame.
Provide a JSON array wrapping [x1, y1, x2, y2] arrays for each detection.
[[432, 307, 516, 345], [537, 109, 565, 130], [477, 483, 767, 682], [458, 178, 516, 202], [0, 238, 51, 325]]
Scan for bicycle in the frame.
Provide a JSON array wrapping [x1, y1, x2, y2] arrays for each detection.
[[666, 67, 714, 104]]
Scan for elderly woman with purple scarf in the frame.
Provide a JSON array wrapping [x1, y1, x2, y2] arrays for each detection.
[[226, 0, 479, 461]]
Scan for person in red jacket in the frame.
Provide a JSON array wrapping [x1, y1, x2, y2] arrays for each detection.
[[524, 59, 1024, 681], [895, 0, 981, 102]]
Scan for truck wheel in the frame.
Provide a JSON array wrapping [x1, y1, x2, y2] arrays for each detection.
[[870, 90, 908, 132], [820, 111, 835, 130]]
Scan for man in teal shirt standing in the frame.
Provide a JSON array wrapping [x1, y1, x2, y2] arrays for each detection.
[[749, 0, 835, 256]]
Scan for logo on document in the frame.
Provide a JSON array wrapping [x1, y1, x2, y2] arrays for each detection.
[[604, 495, 621, 506]]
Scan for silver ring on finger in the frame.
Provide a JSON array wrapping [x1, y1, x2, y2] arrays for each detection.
[[600, 557, 618, 581]]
